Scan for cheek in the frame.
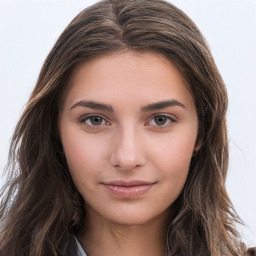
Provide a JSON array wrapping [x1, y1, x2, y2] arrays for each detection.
[[151, 129, 196, 168], [156, 148, 192, 206], [60, 126, 108, 185], [149, 128, 196, 190]]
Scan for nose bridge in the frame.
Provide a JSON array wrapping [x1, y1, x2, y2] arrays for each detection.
[[111, 123, 145, 169]]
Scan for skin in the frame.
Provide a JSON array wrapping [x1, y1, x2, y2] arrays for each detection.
[[59, 50, 199, 256]]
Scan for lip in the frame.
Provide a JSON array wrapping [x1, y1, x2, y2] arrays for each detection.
[[101, 180, 156, 198]]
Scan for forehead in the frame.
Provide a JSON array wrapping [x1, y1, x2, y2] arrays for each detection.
[[61, 50, 194, 111]]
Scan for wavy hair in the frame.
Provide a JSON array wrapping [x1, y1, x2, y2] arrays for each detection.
[[0, 0, 245, 255]]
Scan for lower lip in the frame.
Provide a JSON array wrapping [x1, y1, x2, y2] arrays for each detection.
[[103, 184, 153, 198]]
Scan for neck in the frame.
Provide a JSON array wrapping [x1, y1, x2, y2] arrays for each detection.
[[79, 209, 169, 256]]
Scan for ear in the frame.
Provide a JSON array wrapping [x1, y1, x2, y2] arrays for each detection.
[[194, 137, 203, 153]]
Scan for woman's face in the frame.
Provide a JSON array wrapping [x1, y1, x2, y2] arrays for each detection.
[[59, 50, 198, 226]]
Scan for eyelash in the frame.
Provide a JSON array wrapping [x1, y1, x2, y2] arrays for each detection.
[[78, 114, 176, 129], [79, 115, 110, 127], [146, 114, 176, 127]]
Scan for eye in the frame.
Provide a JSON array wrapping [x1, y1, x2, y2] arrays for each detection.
[[79, 115, 108, 126], [148, 115, 175, 127]]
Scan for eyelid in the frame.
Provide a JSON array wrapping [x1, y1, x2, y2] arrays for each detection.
[[78, 114, 110, 125], [77, 113, 177, 128], [146, 113, 177, 127]]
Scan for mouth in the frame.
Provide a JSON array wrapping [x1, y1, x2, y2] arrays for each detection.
[[101, 180, 156, 198]]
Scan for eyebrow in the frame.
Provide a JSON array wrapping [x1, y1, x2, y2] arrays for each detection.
[[141, 100, 186, 112], [70, 99, 186, 112], [70, 100, 113, 112]]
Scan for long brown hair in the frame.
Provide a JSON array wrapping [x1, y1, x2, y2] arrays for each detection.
[[0, 0, 245, 255]]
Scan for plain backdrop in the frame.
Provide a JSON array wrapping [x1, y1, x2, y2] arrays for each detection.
[[0, 0, 255, 246]]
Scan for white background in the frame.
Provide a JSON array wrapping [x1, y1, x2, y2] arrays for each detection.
[[0, 0, 255, 246]]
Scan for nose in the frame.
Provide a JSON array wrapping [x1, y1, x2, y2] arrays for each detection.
[[110, 126, 146, 170]]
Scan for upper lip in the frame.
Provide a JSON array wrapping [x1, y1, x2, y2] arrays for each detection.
[[102, 180, 156, 187]]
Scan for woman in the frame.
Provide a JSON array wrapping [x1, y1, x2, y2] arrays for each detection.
[[0, 0, 246, 255]]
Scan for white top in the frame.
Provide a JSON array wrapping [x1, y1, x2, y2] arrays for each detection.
[[75, 238, 87, 256]]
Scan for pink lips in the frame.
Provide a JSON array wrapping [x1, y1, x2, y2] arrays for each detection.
[[102, 180, 156, 198]]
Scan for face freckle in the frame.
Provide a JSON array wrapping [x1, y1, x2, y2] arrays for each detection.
[[58, 50, 198, 227]]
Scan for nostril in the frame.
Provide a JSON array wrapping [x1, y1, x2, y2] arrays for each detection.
[[115, 164, 140, 171]]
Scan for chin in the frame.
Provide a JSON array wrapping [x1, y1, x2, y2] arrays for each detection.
[[98, 207, 170, 227]]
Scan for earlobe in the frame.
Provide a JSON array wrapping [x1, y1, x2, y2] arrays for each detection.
[[194, 144, 201, 152], [193, 138, 203, 156]]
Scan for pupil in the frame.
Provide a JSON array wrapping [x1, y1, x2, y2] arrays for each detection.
[[91, 116, 102, 125], [154, 116, 166, 125]]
